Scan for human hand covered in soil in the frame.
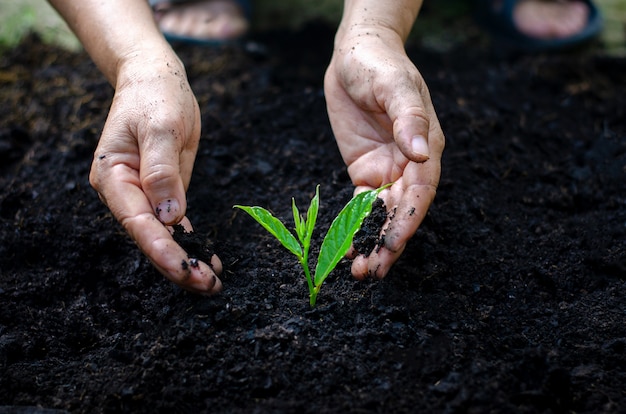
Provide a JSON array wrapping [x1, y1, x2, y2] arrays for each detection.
[[49, 0, 223, 295], [324, 0, 444, 280], [90, 56, 223, 295]]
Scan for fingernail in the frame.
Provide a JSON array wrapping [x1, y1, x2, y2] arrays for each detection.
[[411, 135, 429, 159], [155, 198, 180, 224]]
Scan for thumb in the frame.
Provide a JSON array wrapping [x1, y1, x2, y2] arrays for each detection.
[[387, 77, 434, 163], [394, 109, 431, 163], [140, 135, 190, 226]]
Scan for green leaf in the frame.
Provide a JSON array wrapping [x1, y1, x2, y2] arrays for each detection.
[[292, 198, 305, 242], [234, 205, 303, 257], [304, 185, 320, 248], [313, 187, 387, 286]]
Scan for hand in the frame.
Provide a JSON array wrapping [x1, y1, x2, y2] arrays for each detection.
[[324, 27, 444, 280], [89, 53, 222, 294]]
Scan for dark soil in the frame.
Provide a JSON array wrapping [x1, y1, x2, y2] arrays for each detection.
[[1, 21, 625, 414]]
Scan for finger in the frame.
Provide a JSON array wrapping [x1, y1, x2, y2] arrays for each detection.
[[350, 178, 436, 280], [385, 72, 437, 163], [139, 110, 201, 226], [394, 111, 430, 163], [167, 216, 224, 276], [143, 219, 223, 295], [349, 200, 399, 280], [124, 198, 223, 295], [382, 181, 436, 254], [346, 246, 358, 260], [351, 244, 405, 281], [168, 215, 196, 233], [92, 159, 221, 294]]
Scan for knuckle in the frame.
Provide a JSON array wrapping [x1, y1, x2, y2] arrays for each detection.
[[88, 160, 104, 192], [141, 164, 177, 191]]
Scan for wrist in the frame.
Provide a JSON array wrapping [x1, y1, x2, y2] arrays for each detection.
[[115, 44, 186, 90], [334, 24, 404, 56], [335, 0, 420, 46]]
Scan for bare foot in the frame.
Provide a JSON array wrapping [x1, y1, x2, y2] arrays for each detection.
[[512, 0, 589, 39], [152, 0, 249, 41]]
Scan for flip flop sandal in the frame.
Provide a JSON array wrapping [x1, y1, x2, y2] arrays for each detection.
[[474, 0, 603, 51], [149, 0, 252, 46]]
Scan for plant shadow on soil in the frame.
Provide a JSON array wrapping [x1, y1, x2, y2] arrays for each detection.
[[1, 20, 625, 414]]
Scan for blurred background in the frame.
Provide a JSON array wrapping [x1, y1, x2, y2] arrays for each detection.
[[0, 0, 624, 55]]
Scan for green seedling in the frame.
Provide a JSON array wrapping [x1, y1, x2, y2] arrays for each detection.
[[234, 184, 391, 307]]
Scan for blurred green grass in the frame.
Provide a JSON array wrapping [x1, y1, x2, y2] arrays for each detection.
[[0, 0, 624, 55], [0, 0, 81, 51]]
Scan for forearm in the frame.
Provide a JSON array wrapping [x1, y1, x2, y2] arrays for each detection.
[[48, 0, 177, 86], [337, 0, 423, 45]]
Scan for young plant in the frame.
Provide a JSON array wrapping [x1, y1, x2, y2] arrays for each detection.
[[234, 184, 390, 307]]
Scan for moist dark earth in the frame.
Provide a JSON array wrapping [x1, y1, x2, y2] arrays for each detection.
[[1, 21, 625, 414]]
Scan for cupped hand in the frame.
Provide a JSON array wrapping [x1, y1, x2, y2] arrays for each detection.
[[89, 53, 222, 294], [324, 27, 445, 280]]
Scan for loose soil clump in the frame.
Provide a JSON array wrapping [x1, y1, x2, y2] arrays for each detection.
[[1, 23, 625, 413]]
